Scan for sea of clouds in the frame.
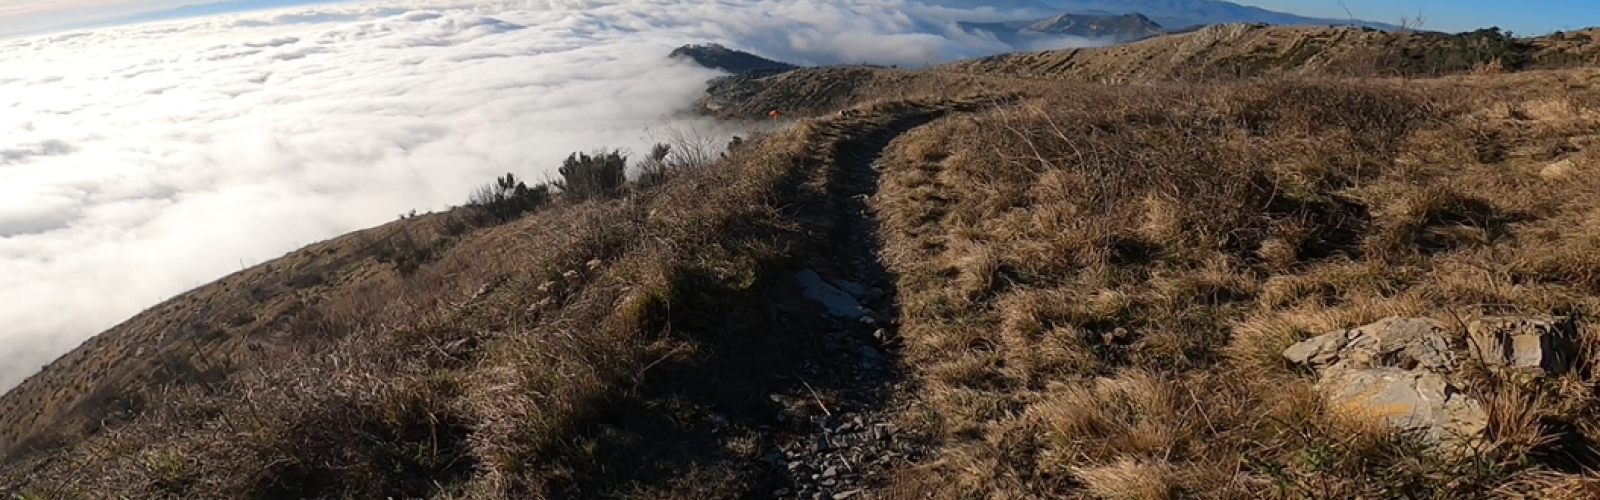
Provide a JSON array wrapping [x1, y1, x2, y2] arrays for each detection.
[[0, 0, 1102, 393]]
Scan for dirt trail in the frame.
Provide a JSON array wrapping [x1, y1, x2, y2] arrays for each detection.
[[762, 97, 1008, 499]]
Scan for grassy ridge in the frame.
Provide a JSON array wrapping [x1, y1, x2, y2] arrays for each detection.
[[9, 27, 1600, 498]]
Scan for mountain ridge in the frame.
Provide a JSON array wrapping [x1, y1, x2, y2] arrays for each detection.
[[1040, 0, 1402, 31], [8, 20, 1600, 499]]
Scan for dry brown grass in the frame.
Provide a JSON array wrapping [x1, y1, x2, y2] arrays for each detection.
[[872, 69, 1600, 498], [10, 34, 1600, 499], [0, 111, 884, 497]]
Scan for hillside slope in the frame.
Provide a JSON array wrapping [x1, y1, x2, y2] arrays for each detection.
[[693, 24, 1600, 121], [943, 24, 1600, 81], [9, 26, 1600, 499], [869, 67, 1600, 498]]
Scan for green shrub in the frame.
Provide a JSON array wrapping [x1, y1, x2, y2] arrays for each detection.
[[554, 149, 627, 201], [468, 173, 552, 223]]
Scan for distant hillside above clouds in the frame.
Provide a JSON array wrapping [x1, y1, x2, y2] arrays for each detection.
[[1040, 0, 1401, 31], [959, 12, 1170, 44], [921, 0, 1399, 36], [676, 24, 1600, 120], [668, 43, 799, 74]]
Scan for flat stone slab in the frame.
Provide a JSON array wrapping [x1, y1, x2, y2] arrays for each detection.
[[797, 269, 871, 319], [1320, 366, 1488, 446], [1283, 316, 1456, 372]]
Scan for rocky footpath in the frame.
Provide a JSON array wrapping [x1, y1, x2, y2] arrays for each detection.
[[755, 105, 979, 498], [765, 198, 923, 498]]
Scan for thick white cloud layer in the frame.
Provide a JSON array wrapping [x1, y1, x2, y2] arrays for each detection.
[[0, 0, 1098, 393]]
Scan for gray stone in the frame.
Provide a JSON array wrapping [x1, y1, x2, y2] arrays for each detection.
[[862, 287, 887, 302], [1467, 315, 1578, 377], [833, 491, 862, 500], [797, 269, 872, 319], [829, 278, 871, 298], [856, 345, 882, 360], [1318, 366, 1488, 446], [1283, 316, 1457, 372]]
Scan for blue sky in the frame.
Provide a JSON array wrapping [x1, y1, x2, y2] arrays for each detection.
[[1236, 0, 1600, 35], [2, 0, 1598, 43]]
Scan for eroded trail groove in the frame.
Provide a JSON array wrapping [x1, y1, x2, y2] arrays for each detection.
[[763, 96, 1009, 499]]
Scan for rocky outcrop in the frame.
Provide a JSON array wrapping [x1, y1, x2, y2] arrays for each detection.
[[1281, 315, 1584, 449], [1284, 316, 1486, 447]]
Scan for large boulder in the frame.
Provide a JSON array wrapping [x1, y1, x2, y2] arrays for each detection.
[[1282, 316, 1457, 372], [1467, 315, 1578, 378]]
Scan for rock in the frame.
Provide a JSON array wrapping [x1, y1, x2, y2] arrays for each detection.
[[822, 466, 839, 478], [1282, 316, 1457, 372], [1541, 158, 1577, 180], [797, 269, 873, 319], [829, 278, 871, 298], [861, 287, 886, 302], [833, 490, 862, 500], [856, 345, 882, 360], [1467, 315, 1578, 377], [1284, 316, 1497, 449], [1319, 366, 1488, 446]]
